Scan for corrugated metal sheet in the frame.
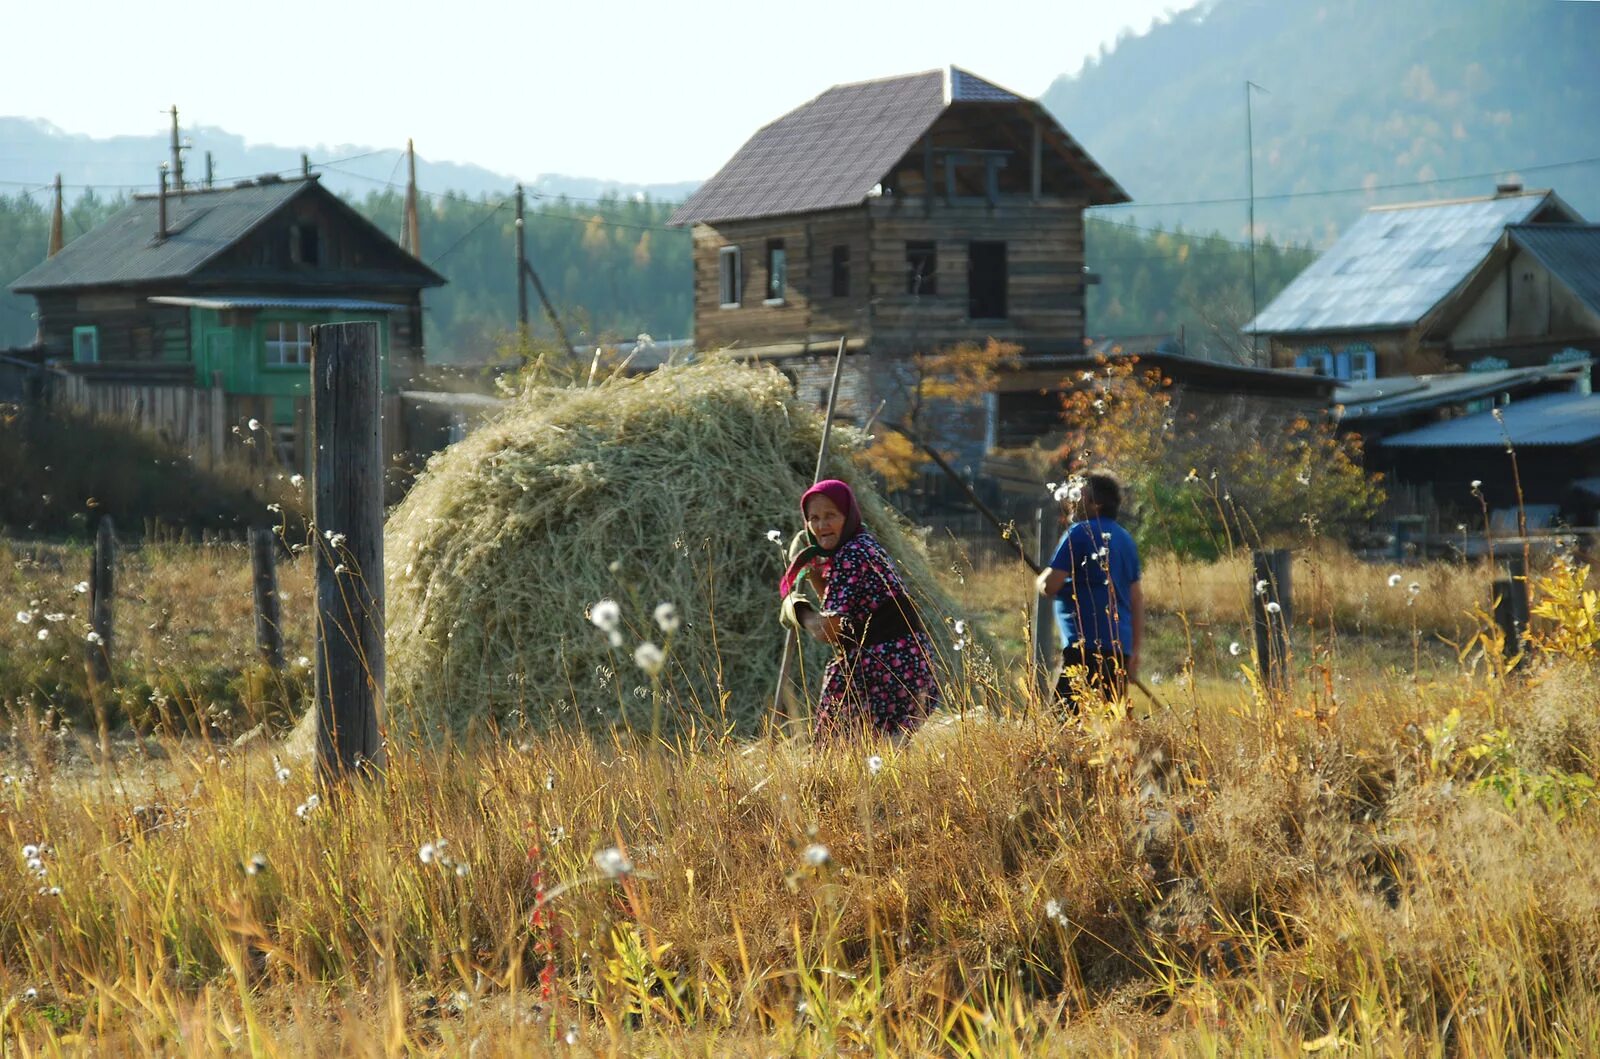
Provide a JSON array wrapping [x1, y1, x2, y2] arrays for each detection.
[[1380, 391, 1600, 449], [148, 295, 403, 312], [669, 66, 1124, 227], [1507, 224, 1600, 317], [1336, 361, 1591, 420], [1247, 192, 1562, 335]]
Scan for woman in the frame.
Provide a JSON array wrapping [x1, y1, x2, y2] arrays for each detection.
[[779, 479, 938, 739]]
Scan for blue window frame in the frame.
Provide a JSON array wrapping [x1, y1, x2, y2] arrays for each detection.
[[72, 326, 99, 364]]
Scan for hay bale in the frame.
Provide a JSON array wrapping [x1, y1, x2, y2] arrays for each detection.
[[386, 360, 971, 737]]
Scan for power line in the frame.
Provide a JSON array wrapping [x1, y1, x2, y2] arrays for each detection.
[[1088, 154, 1600, 211], [426, 198, 512, 267], [0, 149, 394, 192]]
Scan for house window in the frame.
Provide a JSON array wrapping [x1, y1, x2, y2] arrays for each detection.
[[264, 321, 313, 366], [290, 224, 320, 266], [718, 245, 742, 308], [72, 326, 99, 364], [831, 245, 850, 298], [968, 241, 1007, 319], [764, 239, 787, 303], [1294, 347, 1335, 377], [1344, 344, 1376, 381], [906, 241, 937, 296]]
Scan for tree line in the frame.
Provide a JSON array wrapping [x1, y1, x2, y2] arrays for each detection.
[[0, 188, 1310, 362]]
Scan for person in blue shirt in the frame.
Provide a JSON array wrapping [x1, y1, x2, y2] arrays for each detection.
[[1034, 470, 1144, 711]]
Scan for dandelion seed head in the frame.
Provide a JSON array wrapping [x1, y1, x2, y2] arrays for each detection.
[[73, 581, 89, 594], [653, 602, 680, 634], [866, 755, 884, 776], [1388, 573, 1403, 588], [455, 862, 470, 878], [765, 529, 784, 545], [1266, 601, 1282, 614], [85, 630, 104, 645], [1229, 641, 1243, 656], [633, 641, 665, 676], [36, 629, 48, 641], [803, 843, 831, 867], [290, 474, 304, 487], [589, 598, 621, 633], [15, 611, 31, 624], [1255, 579, 1268, 596], [593, 847, 633, 878], [419, 843, 437, 864], [246, 853, 268, 876]]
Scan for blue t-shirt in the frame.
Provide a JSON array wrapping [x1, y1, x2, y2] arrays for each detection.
[[1050, 517, 1141, 652]]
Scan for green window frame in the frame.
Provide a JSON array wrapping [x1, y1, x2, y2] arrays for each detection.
[[72, 325, 99, 364]]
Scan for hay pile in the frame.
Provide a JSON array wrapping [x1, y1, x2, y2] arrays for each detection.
[[386, 360, 975, 737]]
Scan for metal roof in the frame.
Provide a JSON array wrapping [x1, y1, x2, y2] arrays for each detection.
[[669, 67, 1126, 226], [10, 176, 444, 293], [1507, 224, 1600, 318], [148, 295, 404, 312], [1380, 391, 1600, 449], [1247, 191, 1573, 335], [1335, 360, 1592, 420]]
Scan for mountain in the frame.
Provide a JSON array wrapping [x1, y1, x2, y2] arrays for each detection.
[[0, 118, 697, 205], [1044, 0, 1600, 246]]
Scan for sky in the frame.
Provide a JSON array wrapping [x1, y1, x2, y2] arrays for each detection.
[[2, 0, 1201, 185]]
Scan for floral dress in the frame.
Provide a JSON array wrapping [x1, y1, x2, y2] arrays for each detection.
[[813, 531, 938, 738]]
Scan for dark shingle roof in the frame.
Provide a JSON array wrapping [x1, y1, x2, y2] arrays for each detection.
[[11, 177, 443, 293], [1246, 190, 1578, 335], [670, 67, 1125, 226], [1507, 224, 1600, 317]]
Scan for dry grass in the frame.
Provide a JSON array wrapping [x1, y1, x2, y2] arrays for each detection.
[[2, 528, 1598, 1054]]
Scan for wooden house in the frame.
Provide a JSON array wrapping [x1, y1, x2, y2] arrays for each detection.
[[9, 173, 444, 459], [669, 67, 1128, 454], [1245, 186, 1596, 382]]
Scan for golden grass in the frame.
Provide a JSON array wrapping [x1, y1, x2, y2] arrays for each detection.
[[1, 536, 1597, 1055]]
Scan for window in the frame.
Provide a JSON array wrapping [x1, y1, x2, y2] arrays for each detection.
[[290, 224, 320, 265], [1345, 344, 1376, 381], [764, 239, 787, 303], [968, 241, 1007, 319], [906, 241, 937, 296], [1294, 347, 1335, 377], [264, 321, 312, 366], [831, 245, 850, 298], [72, 326, 99, 364], [718, 245, 742, 308]]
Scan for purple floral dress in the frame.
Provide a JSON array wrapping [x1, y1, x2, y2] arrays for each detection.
[[814, 531, 938, 738]]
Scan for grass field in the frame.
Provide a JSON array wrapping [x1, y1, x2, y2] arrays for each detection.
[[2, 536, 1597, 1055]]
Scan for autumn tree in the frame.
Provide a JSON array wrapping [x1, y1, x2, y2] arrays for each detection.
[[1048, 355, 1383, 559], [861, 338, 1021, 491]]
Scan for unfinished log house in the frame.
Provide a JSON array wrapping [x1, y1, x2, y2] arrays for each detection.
[[669, 67, 1128, 462]]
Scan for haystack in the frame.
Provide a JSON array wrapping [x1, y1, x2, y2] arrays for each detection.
[[385, 360, 974, 738]]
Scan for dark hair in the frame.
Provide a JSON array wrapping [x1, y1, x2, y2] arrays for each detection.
[[1083, 470, 1122, 520]]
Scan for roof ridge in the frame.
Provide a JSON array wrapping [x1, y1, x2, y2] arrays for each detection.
[[1368, 188, 1552, 212]]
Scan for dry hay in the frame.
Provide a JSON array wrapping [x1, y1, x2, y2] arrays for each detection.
[[385, 360, 984, 738]]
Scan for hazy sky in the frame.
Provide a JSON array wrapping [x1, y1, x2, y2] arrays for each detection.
[[5, 0, 1200, 185]]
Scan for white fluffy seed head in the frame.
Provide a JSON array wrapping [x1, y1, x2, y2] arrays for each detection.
[[593, 847, 633, 879]]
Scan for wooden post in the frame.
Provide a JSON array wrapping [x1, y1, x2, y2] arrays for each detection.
[[1493, 570, 1530, 665], [292, 397, 310, 476], [86, 517, 115, 758], [1033, 507, 1057, 700], [251, 527, 285, 670], [311, 322, 386, 779], [1251, 549, 1292, 693]]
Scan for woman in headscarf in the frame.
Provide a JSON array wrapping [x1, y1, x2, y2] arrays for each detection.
[[779, 479, 938, 740]]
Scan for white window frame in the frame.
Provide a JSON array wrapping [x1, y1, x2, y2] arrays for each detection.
[[718, 245, 742, 309], [264, 321, 313, 367], [72, 325, 99, 364]]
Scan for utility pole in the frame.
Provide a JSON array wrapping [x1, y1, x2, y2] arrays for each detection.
[[401, 139, 422, 258], [1245, 81, 1268, 366], [167, 105, 186, 194], [514, 185, 529, 332], [204, 151, 214, 190], [47, 175, 64, 258]]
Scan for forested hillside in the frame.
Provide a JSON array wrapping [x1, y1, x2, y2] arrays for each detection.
[[1045, 0, 1600, 242]]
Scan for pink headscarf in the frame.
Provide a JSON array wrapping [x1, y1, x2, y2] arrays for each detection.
[[779, 479, 863, 596]]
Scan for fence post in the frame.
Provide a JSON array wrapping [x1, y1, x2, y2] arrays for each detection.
[[86, 516, 116, 759], [1033, 507, 1057, 701], [311, 322, 386, 780], [1492, 568, 1530, 666], [1251, 548, 1292, 693], [251, 526, 285, 670]]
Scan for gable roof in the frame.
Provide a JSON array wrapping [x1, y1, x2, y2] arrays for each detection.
[[1507, 224, 1600, 317], [1245, 190, 1579, 336], [10, 176, 444, 293], [669, 67, 1127, 227], [1380, 390, 1600, 449]]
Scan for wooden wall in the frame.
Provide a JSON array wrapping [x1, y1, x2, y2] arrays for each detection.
[[864, 198, 1087, 354], [36, 291, 189, 364], [690, 206, 870, 352]]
